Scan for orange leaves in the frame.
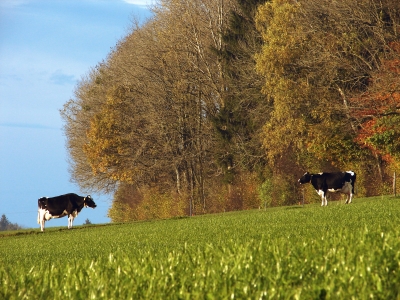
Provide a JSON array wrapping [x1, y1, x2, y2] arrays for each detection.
[[349, 42, 400, 163], [383, 59, 400, 75], [350, 92, 400, 119], [388, 41, 400, 54]]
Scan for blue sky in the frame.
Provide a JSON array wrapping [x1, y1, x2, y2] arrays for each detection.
[[0, 0, 152, 229]]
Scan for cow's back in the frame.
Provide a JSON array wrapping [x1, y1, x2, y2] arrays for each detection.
[[327, 173, 349, 188], [310, 172, 350, 190], [44, 193, 83, 215]]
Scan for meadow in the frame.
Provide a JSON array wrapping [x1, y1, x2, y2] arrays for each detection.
[[1, 196, 400, 299]]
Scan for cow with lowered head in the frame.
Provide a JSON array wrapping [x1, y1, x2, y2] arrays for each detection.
[[37, 193, 96, 232], [298, 171, 356, 206]]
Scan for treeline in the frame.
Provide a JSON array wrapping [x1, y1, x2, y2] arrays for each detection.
[[0, 214, 22, 231], [62, 0, 400, 222]]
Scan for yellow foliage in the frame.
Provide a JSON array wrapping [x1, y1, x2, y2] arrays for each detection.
[[108, 185, 187, 222], [83, 85, 136, 183]]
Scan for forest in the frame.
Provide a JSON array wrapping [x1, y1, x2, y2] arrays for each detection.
[[61, 0, 400, 222]]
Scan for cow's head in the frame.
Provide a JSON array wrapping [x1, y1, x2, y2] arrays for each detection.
[[84, 195, 97, 208], [298, 172, 311, 184]]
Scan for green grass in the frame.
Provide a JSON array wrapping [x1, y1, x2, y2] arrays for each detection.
[[1, 197, 400, 299]]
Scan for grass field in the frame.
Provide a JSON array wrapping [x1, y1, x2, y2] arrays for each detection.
[[1, 196, 400, 299]]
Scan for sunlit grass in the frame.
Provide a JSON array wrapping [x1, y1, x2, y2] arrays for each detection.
[[1, 197, 400, 299]]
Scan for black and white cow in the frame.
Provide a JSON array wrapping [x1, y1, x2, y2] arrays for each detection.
[[37, 193, 96, 231], [298, 171, 356, 206]]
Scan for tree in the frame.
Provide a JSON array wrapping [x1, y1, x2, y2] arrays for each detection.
[[61, 65, 117, 193], [214, 0, 269, 182], [63, 0, 257, 219], [84, 218, 92, 225], [0, 214, 22, 231], [64, 0, 400, 216], [350, 42, 400, 169], [255, 0, 400, 198]]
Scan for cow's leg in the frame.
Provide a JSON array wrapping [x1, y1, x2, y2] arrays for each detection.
[[321, 194, 328, 206], [344, 184, 353, 204], [38, 209, 46, 231], [349, 182, 354, 203], [345, 193, 349, 204], [321, 191, 328, 206], [317, 190, 325, 206], [347, 192, 353, 204], [68, 214, 74, 229]]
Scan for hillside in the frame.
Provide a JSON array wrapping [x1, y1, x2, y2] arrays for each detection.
[[1, 196, 399, 299]]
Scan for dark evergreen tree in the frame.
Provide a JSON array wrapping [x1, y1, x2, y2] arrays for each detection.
[[213, 0, 270, 183], [0, 214, 22, 231]]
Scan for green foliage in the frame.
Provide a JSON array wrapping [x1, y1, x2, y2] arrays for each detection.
[[368, 115, 400, 160], [2, 197, 400, 299], [258, 178, 273, 208]]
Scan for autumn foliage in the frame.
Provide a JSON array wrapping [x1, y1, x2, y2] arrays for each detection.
[[350, 42, 400, 165], [62, 0, 400, 222]]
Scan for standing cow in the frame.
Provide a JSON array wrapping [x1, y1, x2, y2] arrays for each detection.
[[298, 171, 356, 206], [37, 193, 96, 231]]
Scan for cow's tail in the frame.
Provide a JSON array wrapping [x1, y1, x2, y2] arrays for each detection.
[[37, 210, 40, 224]]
